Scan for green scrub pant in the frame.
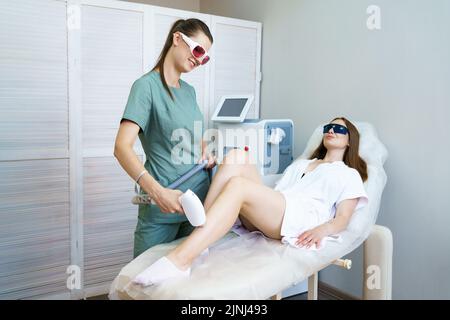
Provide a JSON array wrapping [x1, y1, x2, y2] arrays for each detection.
[[133, 176, 210, 258]]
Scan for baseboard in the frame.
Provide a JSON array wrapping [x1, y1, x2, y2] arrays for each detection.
[[318, 281, 360, 300]]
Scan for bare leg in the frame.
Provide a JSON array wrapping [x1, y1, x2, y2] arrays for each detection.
[[204, 149, 262, 211], [204, 149, 262, 231], [167, 176, 286, 270]]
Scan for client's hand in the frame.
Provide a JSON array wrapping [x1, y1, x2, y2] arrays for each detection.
[[295, 224, 330, 249], [154, 188, 184, 214]]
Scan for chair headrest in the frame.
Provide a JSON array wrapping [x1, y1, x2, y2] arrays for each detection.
[[300, 121, 388, 167]]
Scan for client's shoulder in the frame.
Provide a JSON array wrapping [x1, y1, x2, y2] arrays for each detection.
[[338, 163, 364, 183]]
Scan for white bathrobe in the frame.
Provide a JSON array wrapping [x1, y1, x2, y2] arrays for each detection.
[[274, 158, 369, 242]]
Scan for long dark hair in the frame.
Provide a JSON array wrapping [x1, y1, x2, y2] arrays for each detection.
[[310, 117, 368, 181], [152, 19, 213, 100]]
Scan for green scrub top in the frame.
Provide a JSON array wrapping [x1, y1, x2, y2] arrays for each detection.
[[122, 71, 210, 257]]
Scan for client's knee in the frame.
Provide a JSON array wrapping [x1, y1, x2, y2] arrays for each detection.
[[223, 176, 248, 197], [223, 176, 253, 213]]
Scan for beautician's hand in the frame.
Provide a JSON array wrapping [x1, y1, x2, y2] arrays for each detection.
[[153, 188, 184, 214], [295, 224, 331, 249], [200, 153, 216, 169]]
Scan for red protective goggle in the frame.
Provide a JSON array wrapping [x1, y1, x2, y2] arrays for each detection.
[[179, 32, 210, 65]]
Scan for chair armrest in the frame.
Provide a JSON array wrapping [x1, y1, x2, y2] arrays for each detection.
[[363, 224, 393, 300]]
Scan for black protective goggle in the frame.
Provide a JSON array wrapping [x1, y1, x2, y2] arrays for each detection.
[[323, 123, 349, 135]]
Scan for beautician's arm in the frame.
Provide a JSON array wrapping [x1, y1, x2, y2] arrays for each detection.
[[296, 198, 358, 249], [114, 120, 184, 213]]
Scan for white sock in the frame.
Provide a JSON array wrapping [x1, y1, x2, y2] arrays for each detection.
[[133, 256, 190, 287]]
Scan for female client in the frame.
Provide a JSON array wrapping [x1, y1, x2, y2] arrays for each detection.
[[134, 117, 369, 286]]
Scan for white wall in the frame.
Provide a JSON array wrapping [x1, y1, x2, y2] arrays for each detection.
[[121, 0, 199, 11], [200, 0, 450, 299]]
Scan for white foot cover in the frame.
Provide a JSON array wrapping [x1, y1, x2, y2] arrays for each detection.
[[133, 256, 190, 286]]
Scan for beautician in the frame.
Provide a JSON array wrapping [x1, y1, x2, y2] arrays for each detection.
[[114, 19, 215, 258]]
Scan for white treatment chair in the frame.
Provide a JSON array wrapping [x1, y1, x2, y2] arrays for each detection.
[[109, 122, 393, 300]]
